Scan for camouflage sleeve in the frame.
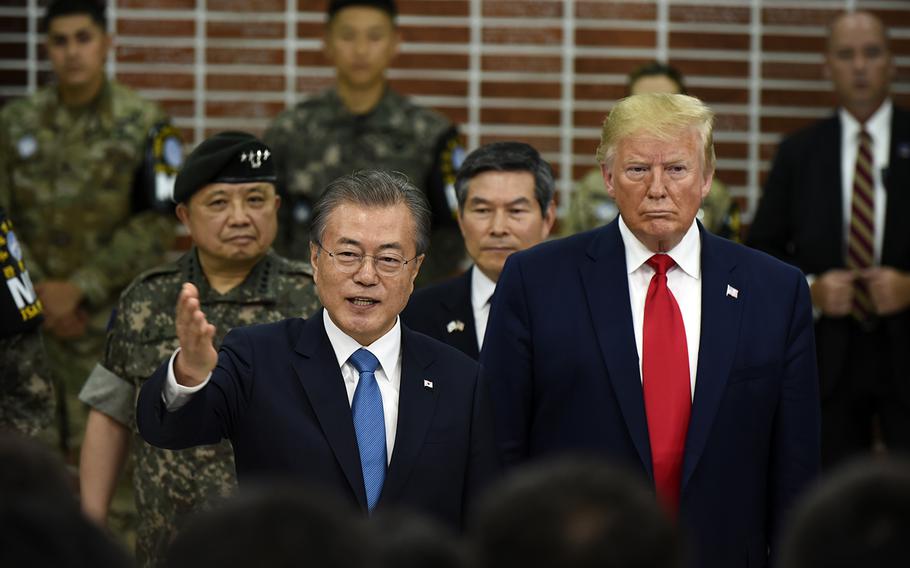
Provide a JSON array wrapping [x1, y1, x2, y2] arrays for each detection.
[[69, 210, 174, 309], [0, 109, 45, 280], [263, 112, 296, 256], [0, 330, 55, 437], [78, 362, 136, 427]]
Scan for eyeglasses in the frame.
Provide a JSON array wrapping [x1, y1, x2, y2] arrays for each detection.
[[315, 242, 420, 277]]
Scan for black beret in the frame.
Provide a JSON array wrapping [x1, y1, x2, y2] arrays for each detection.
[[173, 131, 276, 204], [328, 0, 396, 19]]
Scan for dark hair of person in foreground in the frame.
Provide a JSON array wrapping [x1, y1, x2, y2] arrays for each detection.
[[779, 456, 910, 568], [0, 431, 131, 567], [166, 482, 369, 568], [471, 458, 683, 568]]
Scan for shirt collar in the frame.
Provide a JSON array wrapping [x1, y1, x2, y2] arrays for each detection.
[[840, 98, 892, 143], [470, 265, 498, 311], [617, 216, 701, 279], [322, 309, 401, 377]]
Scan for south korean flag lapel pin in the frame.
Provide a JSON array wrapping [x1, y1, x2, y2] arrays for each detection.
[[423, 379, 434, 391]]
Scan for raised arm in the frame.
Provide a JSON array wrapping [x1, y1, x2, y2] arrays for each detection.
[[174, 282, 218, 386]]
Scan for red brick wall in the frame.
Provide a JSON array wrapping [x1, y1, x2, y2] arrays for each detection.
[[2, 0, 910, 220]]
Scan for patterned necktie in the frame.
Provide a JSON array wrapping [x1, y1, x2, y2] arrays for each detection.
[[642, 254, 691, 511], [349, 348, 386, 512], [846, 129, 875, 322]]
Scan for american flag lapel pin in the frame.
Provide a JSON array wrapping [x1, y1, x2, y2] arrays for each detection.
[[726, 284, 739, 299]]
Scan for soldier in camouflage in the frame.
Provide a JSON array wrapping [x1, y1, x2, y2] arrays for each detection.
[[0, 208, 55, 438], [562, 62, 741, 241], [264, 0, 465, 286], [78, 132, 321, 567], [0, 0, 180, 453]]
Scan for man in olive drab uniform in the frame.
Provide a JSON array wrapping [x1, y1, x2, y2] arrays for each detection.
[[78, 132, 321, 567], [563, 62, 740, 241], [0, 0, 181, 453], [264, 0, 465, 285], [0, 208, 54, 438]]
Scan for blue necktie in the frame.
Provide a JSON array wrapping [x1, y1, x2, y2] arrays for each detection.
[[349, 348, 386, 512]]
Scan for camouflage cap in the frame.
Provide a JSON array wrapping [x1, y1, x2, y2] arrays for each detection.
[[328, 0, 396, 19], [173, 131, 276, 203]]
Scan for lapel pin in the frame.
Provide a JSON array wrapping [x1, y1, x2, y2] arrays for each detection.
[[423, 379, 434, 390], [726, 284, 739, 299], [446, 320, 465, 333]]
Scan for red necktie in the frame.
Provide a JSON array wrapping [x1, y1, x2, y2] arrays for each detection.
[[642, 254, 691, 511], [846, 129, 875, 322]]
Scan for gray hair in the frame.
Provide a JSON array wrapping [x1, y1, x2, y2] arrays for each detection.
[[310, 170, 432, 256], [454, 141, 555, 215]]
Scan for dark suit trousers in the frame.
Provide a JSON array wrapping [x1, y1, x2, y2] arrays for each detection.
[[822, 320, 910, 467]]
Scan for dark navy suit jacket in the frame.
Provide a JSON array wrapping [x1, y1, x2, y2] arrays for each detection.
[[137, 312, 500, 528], [403, 267, 479, 359], [481, 220, 821, 568]]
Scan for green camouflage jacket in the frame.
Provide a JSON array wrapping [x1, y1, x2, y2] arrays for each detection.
[[79, 248, 320, 567], [264, 87, 465, 283]]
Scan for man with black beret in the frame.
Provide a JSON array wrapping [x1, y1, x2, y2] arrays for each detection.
[[77, 132, 321, 567], [265, 0, 466, 286]]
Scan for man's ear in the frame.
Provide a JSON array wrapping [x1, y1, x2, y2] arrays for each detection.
[[602, 163, 616, 199], [175, 203, 191, 233], [309, 242, 321, 283], [541, 202, 557, 238]]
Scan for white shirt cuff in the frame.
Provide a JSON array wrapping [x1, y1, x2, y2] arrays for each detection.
[[805, 273, 822, 321], [162, 347, 212, 411]]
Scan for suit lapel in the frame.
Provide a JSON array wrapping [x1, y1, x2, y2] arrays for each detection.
[[440, 269, 479, 359], [380, 327, 439, 504], [581, 222, 653, 474], [883, 107, 910, 265], [291, 312, 367, 509], [682, 229, 743, 490], [816, 116, 846, 268]]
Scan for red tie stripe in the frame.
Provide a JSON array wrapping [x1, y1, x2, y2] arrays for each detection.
[[846, 130, 875, 321]]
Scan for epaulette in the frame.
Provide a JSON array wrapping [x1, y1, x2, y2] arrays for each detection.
[[273, 255, 314, 277], [118, 260, 182, 300]]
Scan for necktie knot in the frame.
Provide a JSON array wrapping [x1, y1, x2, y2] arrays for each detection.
[[349, 348, 379, 375], [646, 254, 676, 276], [859, 129, 872, 144]]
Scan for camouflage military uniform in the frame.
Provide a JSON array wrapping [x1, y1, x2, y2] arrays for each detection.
[[79, 248, 320, 568], [264, 87, 465, 284], [0, 208, 54, 437], [561, 167, 741, 241], [0, 80, 175, 449]]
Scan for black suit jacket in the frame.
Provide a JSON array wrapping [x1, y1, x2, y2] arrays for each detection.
[[137, 312, 500, 528], [747, 106, 910, 399], [402, 267, 479, 359]]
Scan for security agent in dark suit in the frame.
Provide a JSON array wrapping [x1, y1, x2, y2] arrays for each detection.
[[748, 11, 910, 467], [137, 169, 500, 528], [402, 142, 555, 358]]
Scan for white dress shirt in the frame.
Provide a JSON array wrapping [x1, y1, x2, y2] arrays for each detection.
[[471, 266, 497, 351], [839, 99, 891, 264], [618, 216, 702, 399], [163, 310, 403, 464]]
